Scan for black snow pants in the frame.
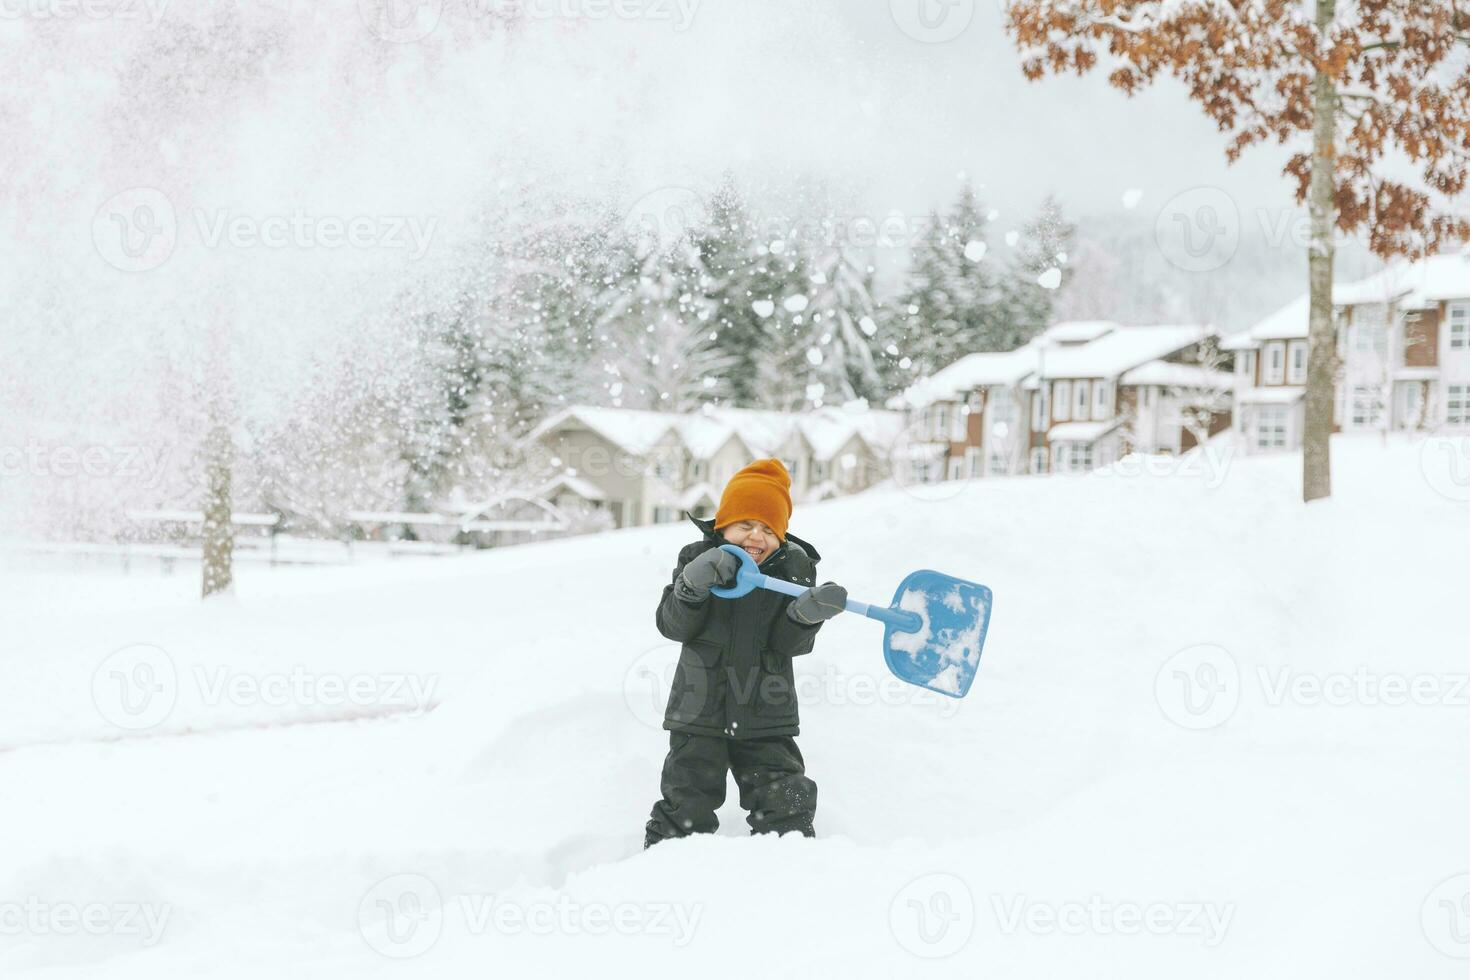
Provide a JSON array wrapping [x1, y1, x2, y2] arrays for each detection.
[[645, 731, 817, 845]]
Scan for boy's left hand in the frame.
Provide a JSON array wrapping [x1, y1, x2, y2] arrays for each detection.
[[788, 582, 847, 625]]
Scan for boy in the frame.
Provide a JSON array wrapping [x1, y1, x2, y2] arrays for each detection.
[[644, 458, 847, 847]]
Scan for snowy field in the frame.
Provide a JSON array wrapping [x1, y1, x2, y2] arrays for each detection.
[[3, 435, 1470, 977]]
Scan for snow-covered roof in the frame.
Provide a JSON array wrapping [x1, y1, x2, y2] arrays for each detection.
[[677, 482, 718, 509], [1237, 386, 1306, 404], [537, 473, 606, 502], [1231, 251, 1470, 349], [1037, 324, 1209, 380], [1120, 360, 1234, 389], [1041, 320, 1119, 345], [1048, 419, 1124, 443], [1393, 366, 1439, 381], [896, 345, 1041, 410], [527, 403, 904, 464], [526, 406, 677, 456]]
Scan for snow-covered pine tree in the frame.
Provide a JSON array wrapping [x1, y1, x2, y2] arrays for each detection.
[[694, 177, 788, 408], [998, 194, 1076, 350], [599, 233, 735, 412], [786, 244, 885, 408]]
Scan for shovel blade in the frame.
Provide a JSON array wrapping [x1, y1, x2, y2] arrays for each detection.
[[881, 569, 992, 699]]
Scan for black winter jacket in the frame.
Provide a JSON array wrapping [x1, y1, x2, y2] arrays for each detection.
[[654, 513, 824, 739]]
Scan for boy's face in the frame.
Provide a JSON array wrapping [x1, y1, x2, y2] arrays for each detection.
[[720, 519, 779, 565]]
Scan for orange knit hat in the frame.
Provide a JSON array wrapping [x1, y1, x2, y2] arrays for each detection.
[[713, 458, 793, 541]]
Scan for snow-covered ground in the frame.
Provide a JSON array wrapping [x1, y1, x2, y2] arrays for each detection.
[[3, 435, 1469, 978]]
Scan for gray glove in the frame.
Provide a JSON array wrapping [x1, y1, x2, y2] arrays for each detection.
[[787, 582, 847, 625], [676, 548, 741, 602]]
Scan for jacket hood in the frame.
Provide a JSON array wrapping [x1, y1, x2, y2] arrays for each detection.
[[686, 512, 822, 564]]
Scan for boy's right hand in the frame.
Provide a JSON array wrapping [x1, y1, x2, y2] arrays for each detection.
[[676, 547, 741, 601]]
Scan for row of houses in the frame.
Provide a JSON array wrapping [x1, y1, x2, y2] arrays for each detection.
[[888, 320, 1234, 478], [521, 403, 906, 528], [515, 250, 1470, 530], [889, 249, 1470, 478]]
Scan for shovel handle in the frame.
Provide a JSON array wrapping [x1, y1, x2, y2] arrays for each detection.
[[708, 544, 923, 633]]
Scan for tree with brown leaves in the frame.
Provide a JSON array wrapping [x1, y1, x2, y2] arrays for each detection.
[[1006, 0, 1470, 501]]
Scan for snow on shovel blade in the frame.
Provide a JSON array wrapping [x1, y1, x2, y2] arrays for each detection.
[[881, 570, 992, 699]]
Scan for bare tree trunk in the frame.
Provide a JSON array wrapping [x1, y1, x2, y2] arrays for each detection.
[[201, 285, 235, 598], [201, 412, 234, 597], [1302, 0, 1339, 502]]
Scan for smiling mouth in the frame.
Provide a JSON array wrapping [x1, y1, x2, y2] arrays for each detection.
[[742, 545, 763, 557]]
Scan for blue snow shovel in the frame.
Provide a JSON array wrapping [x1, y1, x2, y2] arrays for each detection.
[[709, 544, 993, 699]]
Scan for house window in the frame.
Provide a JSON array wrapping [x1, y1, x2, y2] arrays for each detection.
[[1450, 304, 1470, 351], [965, 446, 983, 478], [1093, 380, 1112, 418], [652, 505, 676, 524], [1052, 443, 1092, 473], [691, 460, 707, 481], [1354, 307, 1387, 353], [1030, 390, 1049, 431], [653, 455, 678, 482], [988, 450, 1008, 475], [929, 405, 947, 441], [812, 460, 828, 482], [1053, 381, 1072, 422], [1449, 385, 1470, 425], [947, 455, 965, 480], [1287, 340, 1307, 384], [990, 387, 1016, 424], [1255, 406, 1287, 450], [781, 457, 800, 484], [1238, 350, 1257, 383], [1351, 385, 1383, 427], [951, 400, 969, 441], [1029, 447, 1048, 474], [1074, 380, 1090, 420], [1264, 342, 1286, 384], [1142, 385, 1155, 409]]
